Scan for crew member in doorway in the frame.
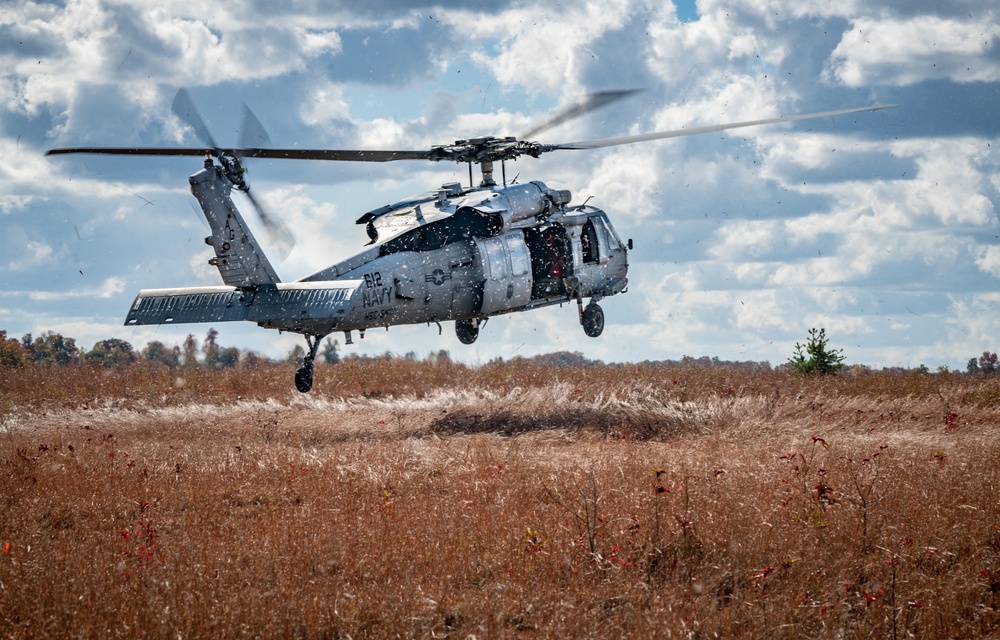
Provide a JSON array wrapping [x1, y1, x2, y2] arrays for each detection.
[[546, 228, 565, 279], [582, 219, 598, 263]]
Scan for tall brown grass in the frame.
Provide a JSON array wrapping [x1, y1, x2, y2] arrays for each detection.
[[2, 361, 999, 637]]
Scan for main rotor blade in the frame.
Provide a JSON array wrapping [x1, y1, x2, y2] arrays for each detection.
[[44, 146, 432, 162], [45, 147, 212, 157], [45, 103, 894, 166], [541, 104, 895, 151], [520, 89, 642, 141], [237, 148, 434, 162], [172, 88, 219, 151]]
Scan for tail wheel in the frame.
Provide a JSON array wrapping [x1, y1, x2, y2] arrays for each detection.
[[456, 319, 479, 345], [294, 364, 313, 393], [581, 302, 605, 338]]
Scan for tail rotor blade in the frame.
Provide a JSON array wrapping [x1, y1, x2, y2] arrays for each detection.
[[244, 187, 295, 262], [239, 103, 271, 149], [234, 103, 293, 261], [172, 88, 219, 152]]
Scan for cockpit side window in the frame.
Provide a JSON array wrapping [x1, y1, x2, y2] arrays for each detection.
[[595, 214, 624, 251]]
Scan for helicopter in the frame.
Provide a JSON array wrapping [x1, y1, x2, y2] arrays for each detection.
[[47, 89, 890, 392]]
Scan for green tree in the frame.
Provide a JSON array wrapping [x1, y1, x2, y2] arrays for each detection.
[[240, 351, 268, 369], [85, 339, 138, 368], [427, 349, 451, 365], [182, 334, 199, 368], [321, 338, 340, 364], [27, 331, 79, 366], [978, 351, 998, 375], [203, 328, 221, 368], [142, 340, 181, 368], [217, 346, 240, 368], [789, 327, 845, 375], [196, 329, 241, 368], [287, 344, 305, 365], [0, 330, 27, 367]]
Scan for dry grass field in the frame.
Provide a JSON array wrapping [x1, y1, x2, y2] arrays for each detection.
[[2, 360, 1000, 638]]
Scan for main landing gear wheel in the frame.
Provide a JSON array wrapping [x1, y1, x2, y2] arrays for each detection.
[[455, 319, 480, 345], [581, 302, 605, 338]]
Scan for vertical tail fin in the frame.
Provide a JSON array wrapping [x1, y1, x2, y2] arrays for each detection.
[[191, 160, 281, 288]]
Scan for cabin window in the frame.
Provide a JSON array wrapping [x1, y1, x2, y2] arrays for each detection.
[[484, 240, 508, 280], [509, 237, 530, 277]]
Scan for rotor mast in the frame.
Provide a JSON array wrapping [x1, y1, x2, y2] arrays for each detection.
[[479, 159, 496, 187]]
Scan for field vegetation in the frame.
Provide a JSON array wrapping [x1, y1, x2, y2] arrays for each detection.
[[2, 356, 1000, 637]]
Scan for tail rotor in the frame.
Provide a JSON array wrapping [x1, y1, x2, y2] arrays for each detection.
[[172, 89, 295, 261]]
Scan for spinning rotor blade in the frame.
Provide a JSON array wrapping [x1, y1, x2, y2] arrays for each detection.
[[239, 103, 271, 148], [172, 88, 220, 152], [540, 104, 895, 152], [47, 91, 298, 261], [46, 146, 211, 157], [236, 148, 433, 162], [235, 103, 295, 261], [519, 89, 642, 140], [47, 89, 242, 158], [234, 103, 893, 165], [46, 91, 893, 176], [243, 186, 295, 262], [45, 145, 435, 162], [233, 100, 429, 162]]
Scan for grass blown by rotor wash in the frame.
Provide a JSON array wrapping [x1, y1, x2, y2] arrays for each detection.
[[2, 361, 1000, 637]]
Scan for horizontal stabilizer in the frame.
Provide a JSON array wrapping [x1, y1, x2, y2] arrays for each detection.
[[124, 281, 362, 332]]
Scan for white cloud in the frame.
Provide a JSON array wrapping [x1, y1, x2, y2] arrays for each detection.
[[975, 245, 1000, 279], [297, 28, 343, 58], [826, 15, 1000, 87], [299, 81, 352, 128], [759, 135, 996, 228], [1, 276, 125, 300], [577, 146, 662, 220], [7, 240, 55, 270], [3, 0, 113, 116], [448, 0, 635, 96]]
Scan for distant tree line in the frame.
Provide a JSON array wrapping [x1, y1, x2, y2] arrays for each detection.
[[1, 326, 996, 374], [0, 328, 377, 370], [966, 351, 1000, 375], [0, 328, 251, 369]]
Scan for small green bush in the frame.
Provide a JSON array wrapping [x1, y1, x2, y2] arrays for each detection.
[[789, 327, 845, 375]]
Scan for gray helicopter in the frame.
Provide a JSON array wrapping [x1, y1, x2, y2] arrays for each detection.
[[47, 89, 889, 392]]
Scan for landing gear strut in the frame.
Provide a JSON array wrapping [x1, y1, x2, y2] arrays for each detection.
[[295, 334, 326, 393]]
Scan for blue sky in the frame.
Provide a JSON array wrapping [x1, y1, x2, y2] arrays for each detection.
[[2, 0, 998, 369]]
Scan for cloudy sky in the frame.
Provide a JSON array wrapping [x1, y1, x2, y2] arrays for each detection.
[[2, 0, 998, 369]]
